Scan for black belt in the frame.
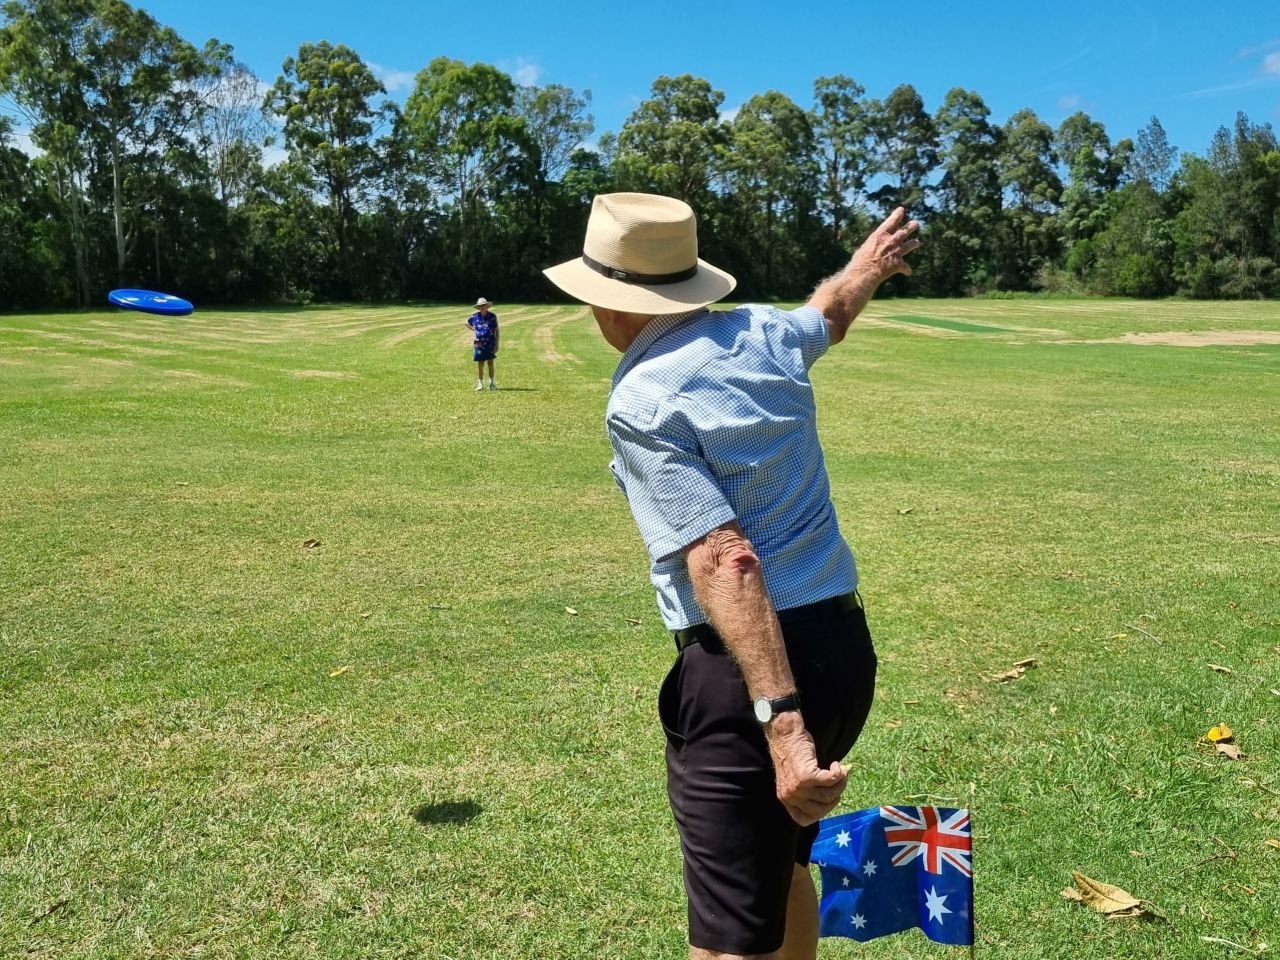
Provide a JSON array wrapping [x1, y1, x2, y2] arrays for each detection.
[[671, 590, 863, 652]]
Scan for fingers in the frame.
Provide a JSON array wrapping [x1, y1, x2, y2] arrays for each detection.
[[879, 206, 907, 234]]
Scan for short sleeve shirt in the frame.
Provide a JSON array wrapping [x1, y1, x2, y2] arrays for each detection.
[[606, 304, 857, 629], [468, 312, 498, 344]]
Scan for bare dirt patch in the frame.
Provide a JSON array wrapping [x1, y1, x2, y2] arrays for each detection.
[[1075, 330, 1280, 347]]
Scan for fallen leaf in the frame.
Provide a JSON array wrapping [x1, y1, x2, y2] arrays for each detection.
[[1206, 723, 1234, 743], [898, 507, 913, 515], [328, 665, 351, 678], [1215, 743, 1245, 761], [1207, 663, 1234, 675], [1265, 839, 1280, 851], [360, 612, 371, 619], [1109, 633, 1129, 641], [1270, 689, 1280, 697], [565, 607, 578, 615], [302, 538, 321, 549], [1062, 871, 1159, 919], [903, 699, 920, 705], [625, 617, 642, 625], [175, 481, 190, 486], [993, 659, 1038, 683], [885, 718, 902, 729], [428, 604, 451, 610]]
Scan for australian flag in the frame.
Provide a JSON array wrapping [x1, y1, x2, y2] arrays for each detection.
[[812, 805, 974, 946]]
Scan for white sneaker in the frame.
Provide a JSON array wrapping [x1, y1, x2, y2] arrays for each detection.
[[489, 380, 497, 391], [475, 380, 484, 391]]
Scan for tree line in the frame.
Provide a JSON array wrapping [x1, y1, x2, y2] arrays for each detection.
[[3, 0, 1279, 312]]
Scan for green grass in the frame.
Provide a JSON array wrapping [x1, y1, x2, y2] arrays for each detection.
[[1, 299, 1277, 959], [885, 313, 1012, 333]]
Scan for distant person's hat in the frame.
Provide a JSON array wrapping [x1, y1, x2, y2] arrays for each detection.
[[475, 297, 491, 307], [543, 193, 736, 313]]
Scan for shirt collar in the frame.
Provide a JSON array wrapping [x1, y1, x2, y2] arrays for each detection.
[[612, 307, 709, 389]]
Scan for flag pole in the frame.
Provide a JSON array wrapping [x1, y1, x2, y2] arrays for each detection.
[[969, 782, 977, 959]]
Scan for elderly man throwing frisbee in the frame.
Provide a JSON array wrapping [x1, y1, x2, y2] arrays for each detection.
[[543, 193, 920, 960]]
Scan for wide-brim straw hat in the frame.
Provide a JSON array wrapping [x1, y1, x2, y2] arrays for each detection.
[[474, 297, 491, 307], [543, 193, 736, 313]]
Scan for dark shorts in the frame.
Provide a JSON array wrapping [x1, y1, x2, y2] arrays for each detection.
[[473, 341, 496, 362], [658, 603, 877, 955]]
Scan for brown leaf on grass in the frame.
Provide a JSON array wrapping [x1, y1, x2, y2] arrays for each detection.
[[898, 507, 913, 515], [1265, 839, 1280, 851], [1206, 723, 1234, 743], [624, 617, 642, 625], [993, 658, 1038, 683], [1215, 743, 1245, 761], [328, 665, 351, 678], [1207, 663, 1234, 675], [302, 538, 321, 549], [885, 718, 903, 729], [1061, 871, 1161, 919]]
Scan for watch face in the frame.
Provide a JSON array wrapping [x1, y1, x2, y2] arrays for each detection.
[[753, 697, 772, 723]]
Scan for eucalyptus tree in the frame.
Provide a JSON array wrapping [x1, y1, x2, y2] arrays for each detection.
[[723, 90, 819, 295], [931, 87, 1002, 293], [867, 83, 938, 217], [402, 56, 530, 273], [266, 40, 393, 298], [614, 73, 727, 208], [811, 74, 874, 246], [997, 108, 1061, 287]]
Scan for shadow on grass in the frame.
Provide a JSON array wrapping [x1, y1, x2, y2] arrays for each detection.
[[411, 799, 482, 827]]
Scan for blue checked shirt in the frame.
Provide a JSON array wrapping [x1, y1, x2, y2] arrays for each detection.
[[606, 304, 857, 629]]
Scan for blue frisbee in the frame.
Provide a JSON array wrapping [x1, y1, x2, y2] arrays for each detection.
[[107, 288, 194, 316]]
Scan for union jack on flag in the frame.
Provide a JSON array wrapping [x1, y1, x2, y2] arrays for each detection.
[[881, 805, 973, 877], [812, 805, 975, 946]]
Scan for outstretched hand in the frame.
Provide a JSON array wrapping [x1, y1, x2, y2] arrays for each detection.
[[766, 712, 849, 826], [852, 207, 922, 282]]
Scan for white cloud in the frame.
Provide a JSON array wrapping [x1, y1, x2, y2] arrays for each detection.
[[1263, 51, 1280, 75], [369, 62, 417, 93], [719, 104, 741, 123], [511, 58, 543, 87], [1057, 94, 1082, 111]]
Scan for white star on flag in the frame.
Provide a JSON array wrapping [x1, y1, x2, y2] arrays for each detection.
[[862, 859, 877, 876], [842, 876, 850, 887], [924, 886, 952, 924], [851, 913, 867, 930], [835, 830, 851, 848]]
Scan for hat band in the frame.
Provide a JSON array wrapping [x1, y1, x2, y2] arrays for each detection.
[[582, 253, 697, 286]]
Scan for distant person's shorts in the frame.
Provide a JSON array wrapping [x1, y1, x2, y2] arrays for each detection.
[[658, 598, 878, 955], [473, 340, 496, 362]]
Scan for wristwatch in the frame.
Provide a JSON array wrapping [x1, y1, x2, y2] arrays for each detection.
[[753, 691, 802, 724]]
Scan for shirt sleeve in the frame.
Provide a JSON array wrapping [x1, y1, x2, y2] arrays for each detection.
[[607, 400, 737, 563], [775, 304, 831, 370]]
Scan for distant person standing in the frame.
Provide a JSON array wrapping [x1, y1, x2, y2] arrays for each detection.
[[468, 297, 499, 391]]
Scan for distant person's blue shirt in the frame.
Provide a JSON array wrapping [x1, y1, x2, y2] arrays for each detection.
[[606, 304, 857, 630], [468, 311, 498, 345]]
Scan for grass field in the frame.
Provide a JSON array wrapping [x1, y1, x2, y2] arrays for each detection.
[[2, 298, 1278, 959]]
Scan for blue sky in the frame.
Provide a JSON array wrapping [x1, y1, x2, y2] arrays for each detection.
[[17, 1, 1280, 160]]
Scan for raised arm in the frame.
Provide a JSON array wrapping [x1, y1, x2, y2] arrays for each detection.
[[685, 521, 848, 826], [806, 207, 921, 346]]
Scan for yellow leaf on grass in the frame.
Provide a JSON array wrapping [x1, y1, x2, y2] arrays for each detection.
[[1206, 723, 1233, 743], [1062, 871, 1152, 917], [565, 607, 578, 616], [328, 665, 351, 678], [1207, 663, 1234, 675], [1265, 839, 1280, 851]]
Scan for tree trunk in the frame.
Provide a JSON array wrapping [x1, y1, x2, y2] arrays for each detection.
[[111, 141, 127, 287]]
